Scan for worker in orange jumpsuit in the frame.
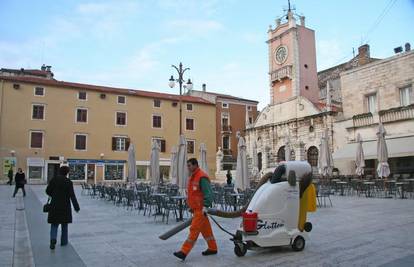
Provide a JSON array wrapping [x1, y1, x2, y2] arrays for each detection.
[[173, 158, 217, 261]]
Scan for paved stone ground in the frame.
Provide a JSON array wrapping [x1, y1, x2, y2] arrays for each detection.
[[1, 184, 414, 267]]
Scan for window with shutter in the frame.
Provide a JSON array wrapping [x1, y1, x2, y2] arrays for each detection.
[[187, 140, 195, 154], [76, 108, 88, 123], [32, 105, 45, 119], [186, 118, 194, 131], [152, 115, 162, 128], [125, 138, 131, 151], [78, 91, 87, 100], [153, 99, 161, 107], [113, 136, 127, 151], [116, 112, 127, 126], [112, 137, 117, 150], [30, 131, 43, 148], [75, 134, 87, 150], [160, 140, 166, 152], [152, 138, 166, 152], [34, 87, 44, 96], [117, 96, 126, 104]]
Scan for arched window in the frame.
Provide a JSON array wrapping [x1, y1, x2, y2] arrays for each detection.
[[307, 146, 318, 167], [277, 146, 285, 162]]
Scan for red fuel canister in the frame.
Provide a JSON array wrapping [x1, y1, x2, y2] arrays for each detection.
[[242, 211, 258, 233]]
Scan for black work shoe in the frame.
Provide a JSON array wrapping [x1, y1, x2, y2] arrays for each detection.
[[50, 239, 57, 250], [173, 251, 186, 261], [202, 249, 218, 256], [61, 242, 68, 246]]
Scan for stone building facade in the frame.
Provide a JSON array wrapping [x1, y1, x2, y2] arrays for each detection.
[[245, 6, 414, 178], [333, 49, 414, 175]]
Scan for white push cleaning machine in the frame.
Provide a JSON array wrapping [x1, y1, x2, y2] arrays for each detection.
[[232, 161, 317, 257]]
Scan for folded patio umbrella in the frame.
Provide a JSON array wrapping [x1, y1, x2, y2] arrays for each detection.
[[150, 140, 160, 187], [177, 135, 188, 195], [318, 129, 333, 177], [169, 146, 178, 184], [127, 143, 137, 183], [355, 133, 365, 177], [199, 143, 209, 175], [376, 123, 390, 179], [235, 135, 249, 191]]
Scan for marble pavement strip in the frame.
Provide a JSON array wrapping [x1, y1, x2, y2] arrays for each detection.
[[23, 186, 86, 267], [13, 194, 35, 267], [0, 186, 16, 267]]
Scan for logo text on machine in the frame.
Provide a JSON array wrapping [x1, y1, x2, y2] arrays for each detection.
[[257, 219, 285, 230]]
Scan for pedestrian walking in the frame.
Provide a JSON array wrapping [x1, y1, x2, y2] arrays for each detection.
[[12, 168, 26, 197], [7, 167, 13, 185], [46, 165, 80, 250], [173, 158, 217, 261], [226, 169, 232, 185]]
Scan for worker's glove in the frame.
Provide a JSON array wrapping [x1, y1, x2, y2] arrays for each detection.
[[188, 208, 194, 213], [202, 207, 208, 215]]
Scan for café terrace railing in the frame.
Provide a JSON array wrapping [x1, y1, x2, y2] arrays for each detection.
[[352, 112, 374, 128], [379, 104, 414, 123], [352, 104, 414, 128]]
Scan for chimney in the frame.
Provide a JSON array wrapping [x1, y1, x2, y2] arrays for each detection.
[[300, 16, 305, 27], [394, 46, 403, 54], [358, 44, 370, 66], [45, 65, 53, 79], [202, 83, 207, 92], [405, 42, 411, 52]]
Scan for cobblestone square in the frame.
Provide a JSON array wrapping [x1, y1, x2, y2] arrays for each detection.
[[2, 185, 414, 267]]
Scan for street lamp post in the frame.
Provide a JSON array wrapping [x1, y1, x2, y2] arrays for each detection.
[[168, 62, 193, 135]]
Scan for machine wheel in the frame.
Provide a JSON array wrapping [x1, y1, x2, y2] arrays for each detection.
[[304, 222, 312, 232], [234, 243, 247, 257], [292, 236, 305, 252]]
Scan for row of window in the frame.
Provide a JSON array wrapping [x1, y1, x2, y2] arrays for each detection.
[[364, 86, 412, 113], [33, 86, 195, 110], [29, 132, 197, 154], [221, 101, 253, 111], [31, 105, 196, 130]]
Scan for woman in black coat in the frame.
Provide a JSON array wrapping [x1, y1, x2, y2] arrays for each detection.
[[46, 165, 80, 249]]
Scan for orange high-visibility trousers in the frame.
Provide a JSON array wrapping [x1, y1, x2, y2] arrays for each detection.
[[181, 209, 217, 255]]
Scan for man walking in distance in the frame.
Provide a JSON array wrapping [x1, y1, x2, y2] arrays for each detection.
[[173, 158, 217, 261], [7, 167, 13, 185], [12, 168, 26, 197]]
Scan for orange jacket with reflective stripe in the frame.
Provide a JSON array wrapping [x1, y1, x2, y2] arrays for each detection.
[[187, 168, 210, 210]]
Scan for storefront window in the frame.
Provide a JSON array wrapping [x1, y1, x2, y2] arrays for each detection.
[[104, 164, 124, 180], [69, 164, 86, 180], [29, 166, 42, 179]]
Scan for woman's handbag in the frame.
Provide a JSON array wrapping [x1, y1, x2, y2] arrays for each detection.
[[43, 198, 51, 213]]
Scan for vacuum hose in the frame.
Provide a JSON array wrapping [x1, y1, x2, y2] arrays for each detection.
[[206, 172, 274, 218]]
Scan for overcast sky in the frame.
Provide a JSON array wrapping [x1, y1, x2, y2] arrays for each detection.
[[1, 0, 413, 109]]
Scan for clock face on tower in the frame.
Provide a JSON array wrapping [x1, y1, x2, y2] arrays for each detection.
[[275, 45, 288, 64]]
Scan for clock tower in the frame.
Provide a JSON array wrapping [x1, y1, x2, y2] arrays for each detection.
[[267, 7, 318, 104]]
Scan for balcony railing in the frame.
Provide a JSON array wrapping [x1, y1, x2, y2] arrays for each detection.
[[270, 65, 292, 82], [379, 104, 414, 123], [352, 112, 373, 127], [222, 125, 232, 132]]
